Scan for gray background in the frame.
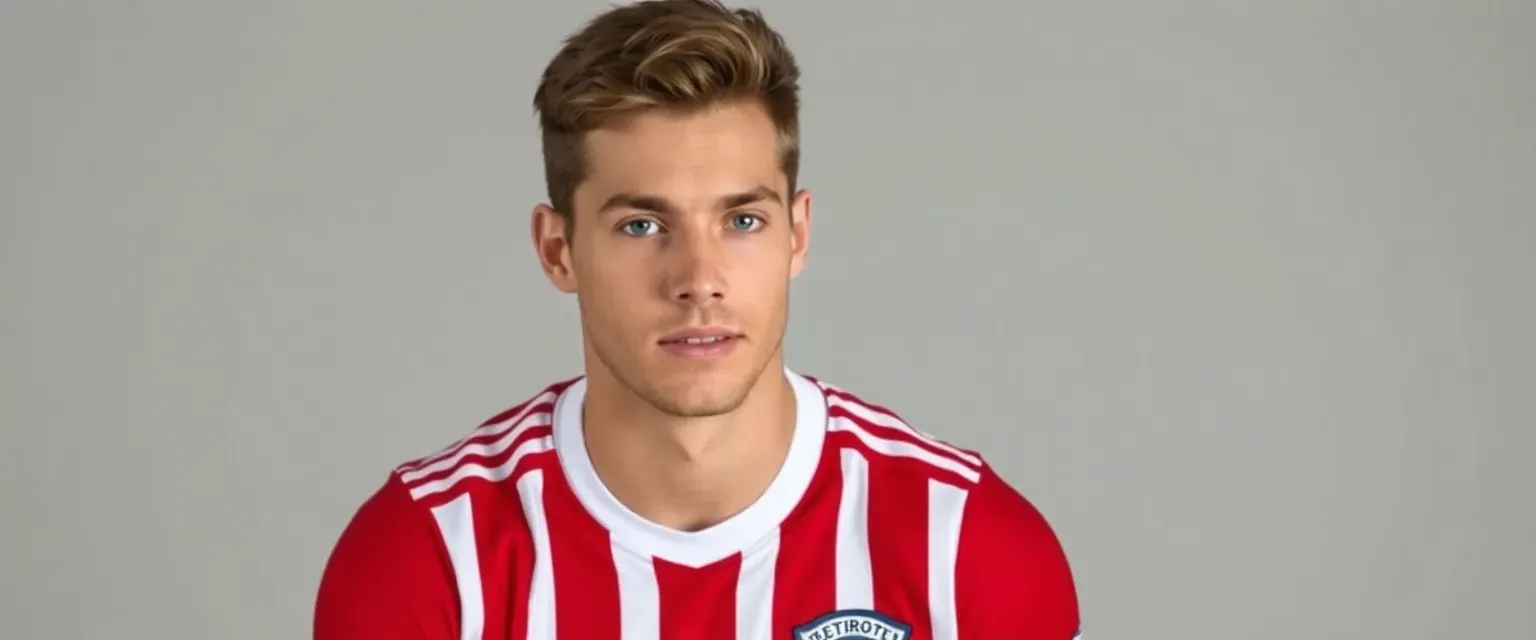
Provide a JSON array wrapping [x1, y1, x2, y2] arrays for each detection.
[[2, 0, 1533, 638]]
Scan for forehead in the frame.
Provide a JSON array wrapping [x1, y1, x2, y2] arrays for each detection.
[[574, 101, 786, 211]]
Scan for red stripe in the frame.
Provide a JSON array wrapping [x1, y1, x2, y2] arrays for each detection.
[[656, 555, 741, 637], [773, 445, 841, 631], [468, 489, 525, 639], [506, 495, 532, 640], [868, 455, 933, 638], [542, 466, 622, 638]]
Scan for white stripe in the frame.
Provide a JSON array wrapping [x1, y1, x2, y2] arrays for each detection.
[[613, 543, 661, 640], [834, 448, 874, 609], [402, 391, 558, 472], [430, 493, 484, 640], [830, 417, 982, 484], [516, 470, 556, 640], [927, 479, 969, 640], [735, 532, 779, 640], [401, 413, 553, 483], [408, 435, 554, 500], [826, 394, 982, 467]]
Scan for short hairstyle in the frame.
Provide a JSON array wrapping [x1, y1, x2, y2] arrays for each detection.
[[533, 0, 802, 218]]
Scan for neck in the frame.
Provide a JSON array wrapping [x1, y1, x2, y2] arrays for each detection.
[[581, 360, 798, 532]]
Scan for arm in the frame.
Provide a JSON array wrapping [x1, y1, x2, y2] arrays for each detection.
[[955, 464, 1082, 639], [314, 474, 459, 639]]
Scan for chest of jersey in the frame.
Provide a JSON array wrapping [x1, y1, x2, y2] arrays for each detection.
[[474, 445, 967, 640]]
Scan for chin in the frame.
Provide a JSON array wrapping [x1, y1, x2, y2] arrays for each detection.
[[650, 394, 744, 418], [642, 364, 759, 418]]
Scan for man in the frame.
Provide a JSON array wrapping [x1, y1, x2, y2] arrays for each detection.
[[314, 1, 1081, 638]]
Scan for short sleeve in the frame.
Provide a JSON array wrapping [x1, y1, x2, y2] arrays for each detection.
[[313, 474, 460, 640], [954, 464, 1082, 639]]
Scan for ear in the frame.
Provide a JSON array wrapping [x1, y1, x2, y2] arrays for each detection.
[[531, 204, 578, 293], [788, 188, 812, 279]]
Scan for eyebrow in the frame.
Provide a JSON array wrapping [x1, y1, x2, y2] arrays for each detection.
[[597, 185, 784, 216]]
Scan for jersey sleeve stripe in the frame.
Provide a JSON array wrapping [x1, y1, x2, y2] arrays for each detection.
[[396, 391, 559, 474], [819, 386, 984, 467], [406, 434, 555, 501], [829, 416, 982, 484], [398, 411, 553, 484], [825, 402, 984, 474]]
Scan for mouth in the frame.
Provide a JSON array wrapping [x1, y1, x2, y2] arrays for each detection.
[[657, 328, 744, 358], [658, 327, 742, 344]]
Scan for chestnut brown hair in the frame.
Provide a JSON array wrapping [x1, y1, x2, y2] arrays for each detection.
[[533, 0, 802, 218]]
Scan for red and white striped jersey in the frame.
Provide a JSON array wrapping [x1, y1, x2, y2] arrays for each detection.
[[315, 371, 1081, 640]]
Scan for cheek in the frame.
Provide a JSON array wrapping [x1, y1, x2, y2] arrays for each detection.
[[726, 242, 792, 311], [726, 228, 794, 267], [575, 245, 657, 322], [578, 236, 652, 285]]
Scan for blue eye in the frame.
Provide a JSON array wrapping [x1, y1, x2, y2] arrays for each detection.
[[729, 213, 763, 232], [620, 219, 660, 237]]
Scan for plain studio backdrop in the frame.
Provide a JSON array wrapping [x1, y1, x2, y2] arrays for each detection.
[[2, 0, 1533, 638]]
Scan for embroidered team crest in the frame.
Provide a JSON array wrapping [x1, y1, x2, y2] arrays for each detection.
[[791, 609, 912, 640]]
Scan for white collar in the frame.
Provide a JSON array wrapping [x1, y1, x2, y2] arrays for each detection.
[[552, 368, 828, 567]]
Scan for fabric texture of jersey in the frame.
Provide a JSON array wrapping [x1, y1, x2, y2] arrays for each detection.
[[315, 370, 1081, 639]]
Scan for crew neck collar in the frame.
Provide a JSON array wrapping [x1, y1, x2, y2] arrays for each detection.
[[552, 368, 828, 568]]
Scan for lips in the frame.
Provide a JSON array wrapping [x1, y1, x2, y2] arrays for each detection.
[[657, 328, 743, 345], [657, 328, 744, 358], [662, 335, 735, 345]]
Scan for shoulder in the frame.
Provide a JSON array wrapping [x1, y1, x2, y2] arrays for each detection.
[[807, 376, 1082, 638], [325, 374, 572, 560], [314, 378, 578, 638], [953, 464, 1082, 638], [315, 472, 458, 637], [809, 376, 987, 488], [389, 376, 576, 509], [809, 377, 1066, 536]]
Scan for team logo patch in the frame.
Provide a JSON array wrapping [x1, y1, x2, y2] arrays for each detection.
[[791, 609, 912, 640]]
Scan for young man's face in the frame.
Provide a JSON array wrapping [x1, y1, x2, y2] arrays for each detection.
[[534, 100, 811, 417]]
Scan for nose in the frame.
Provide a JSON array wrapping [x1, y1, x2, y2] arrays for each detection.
[[666, 230, 727, 304]]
